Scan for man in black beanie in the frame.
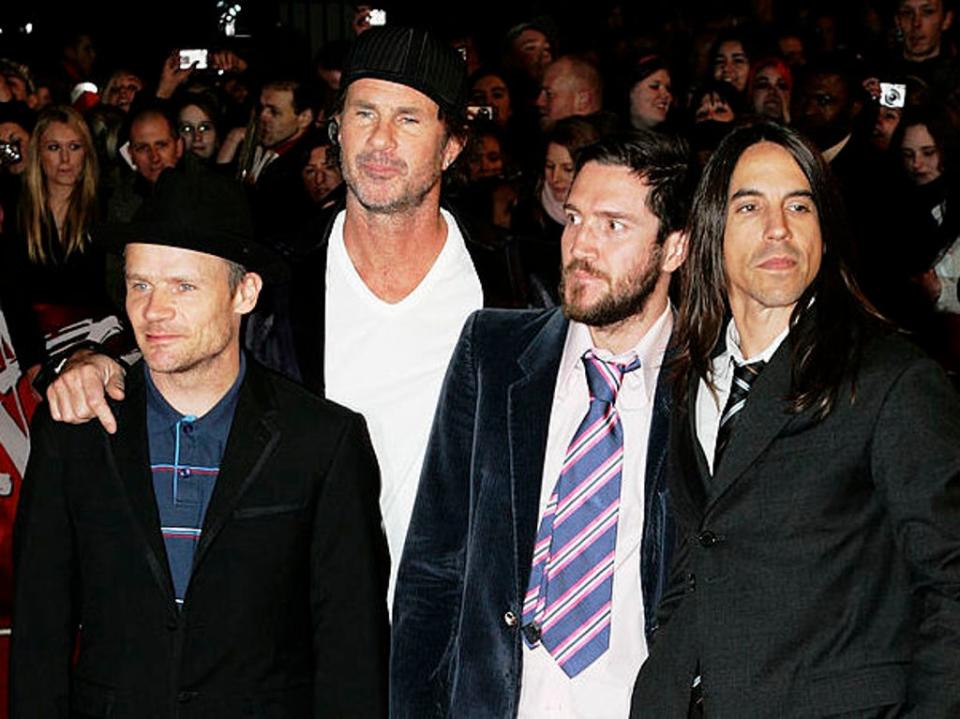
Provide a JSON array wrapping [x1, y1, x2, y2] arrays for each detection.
[[45, 26, 521, 611]]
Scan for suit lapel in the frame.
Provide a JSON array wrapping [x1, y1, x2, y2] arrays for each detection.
[[105, 367, 177, 606], [290, 205, 339, 397], [193, 363, 281, 572], [508, 310, 567, 594], [707, 340, 793, 508], [670, 376, 708, 520]]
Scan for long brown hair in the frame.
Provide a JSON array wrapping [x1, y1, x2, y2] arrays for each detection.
[[20, 105, 99, 263], [674, 121, 882, 418]]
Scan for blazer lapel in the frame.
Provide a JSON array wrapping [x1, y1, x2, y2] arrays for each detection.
[[508, 310, 567, 593], [290, 205, 340, 397], [192, 363, 281, 572], [105, 367, 176, 606], [707, 341, 793, 508], [669, 376, 708, 520]]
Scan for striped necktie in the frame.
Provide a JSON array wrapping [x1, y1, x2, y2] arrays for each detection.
[[713, 359, 765, 472], [522, 349, 641, 678]]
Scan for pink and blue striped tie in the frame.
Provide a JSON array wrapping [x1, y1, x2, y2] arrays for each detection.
[[522, 349, 640, 677]]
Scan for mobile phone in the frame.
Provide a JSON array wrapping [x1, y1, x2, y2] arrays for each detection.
[[467, 105, 495, 122], [179, 49, 209, 70], [368, 9, 387, 26], [879, 82, 906, 109]]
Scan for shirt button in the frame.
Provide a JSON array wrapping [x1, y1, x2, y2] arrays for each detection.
[[182, 423, 194, 435], [503, 611, 518, 627], [698, 530, 720, 547], [177, 690, 197, 703], [178, 467, 191, 478]]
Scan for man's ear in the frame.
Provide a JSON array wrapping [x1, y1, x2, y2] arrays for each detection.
[[234, 272, 263, 315], [660, 230, 689, 274], [441, 133, 465, 171], [297, 109, 314, 132], [175, 136, 185, 161], [573, 89, 591, 114]]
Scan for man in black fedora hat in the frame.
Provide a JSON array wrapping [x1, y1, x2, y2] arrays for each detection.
[[10, 170, 389, 718]]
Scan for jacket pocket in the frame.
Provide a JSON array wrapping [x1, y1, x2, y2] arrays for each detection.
[[806, 662, 907, 716], [232, 502, 306, 520], [69, 677, 115, 718]]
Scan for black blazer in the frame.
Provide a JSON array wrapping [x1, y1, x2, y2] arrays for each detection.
[[391, 309, 677, 718], [11, 360, 390, 718], [630, 331, 960, 718]]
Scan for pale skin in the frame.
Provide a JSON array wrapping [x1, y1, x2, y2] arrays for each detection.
[[337, 78, 464, 302], [124, 244, 261, 416], [561, 162, 688, 354], [46, 246, 261, 428], [723, 142, 823, 357]]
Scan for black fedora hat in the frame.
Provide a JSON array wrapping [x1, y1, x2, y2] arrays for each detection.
[[98, 169, 286, 281]]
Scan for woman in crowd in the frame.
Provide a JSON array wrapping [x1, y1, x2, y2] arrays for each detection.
[[5, 105, 120, 368], [890, 107, 960, 372], [177, 94, 221, 163], [469, 68, 514, 130], [626, 55, 674, 131], [512, 116, 599, 304], [748, 57, 792, 123], [710, 30, 753, 97]]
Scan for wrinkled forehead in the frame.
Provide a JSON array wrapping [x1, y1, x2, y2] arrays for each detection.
[[343, 77, 440, 114]]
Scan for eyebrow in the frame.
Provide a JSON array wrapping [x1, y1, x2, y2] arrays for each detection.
[[562, 203, 639, 222], [729, 188, 815, 201]]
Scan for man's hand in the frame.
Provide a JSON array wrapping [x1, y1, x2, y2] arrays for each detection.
[[210, 50, 248, 74], [156, 51, 196, 99], [45, 349, 126, 434]]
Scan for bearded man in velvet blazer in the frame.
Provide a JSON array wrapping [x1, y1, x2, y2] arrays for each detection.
[[391, 132, 697, 718]]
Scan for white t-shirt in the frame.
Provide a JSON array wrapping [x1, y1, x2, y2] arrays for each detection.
[[324, 208, 483, 606]]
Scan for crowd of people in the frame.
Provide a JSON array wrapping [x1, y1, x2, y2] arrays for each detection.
[[0, 1, 958, 717]]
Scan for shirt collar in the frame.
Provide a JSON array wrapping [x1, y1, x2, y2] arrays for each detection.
[[719, 318, 789, 370], [822, 133, 851, 163], [145, 353, 247, 432], [557, 305, 673, 407]]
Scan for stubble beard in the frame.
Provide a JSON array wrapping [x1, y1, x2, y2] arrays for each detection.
[[140, 323, 236, 379], [343, 152, 443, 215], [560, 244, 663, 327]]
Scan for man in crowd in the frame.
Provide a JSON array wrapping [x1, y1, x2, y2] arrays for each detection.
[[46, 26, 526, 603], [630, 121, 960, 717], [107, 106, 185, 223], [12, 171, 388, 717], [892, 0, 959, 93], [249, 78, 318, 237], [392, 132, 693, 717], [537, 55, 604, 131]]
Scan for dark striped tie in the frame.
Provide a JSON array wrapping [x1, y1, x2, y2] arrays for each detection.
[[521, 349, 641, 677], [713, 359, 765, 472]]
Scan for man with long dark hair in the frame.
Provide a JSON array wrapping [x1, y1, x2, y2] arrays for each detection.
[[630, 121, 960, 718]]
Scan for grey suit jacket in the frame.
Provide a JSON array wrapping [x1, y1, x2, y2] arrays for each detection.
[[631, 330, 960, 719]]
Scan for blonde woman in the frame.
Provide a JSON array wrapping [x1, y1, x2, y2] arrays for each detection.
[[6, 105, 120, 366]]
